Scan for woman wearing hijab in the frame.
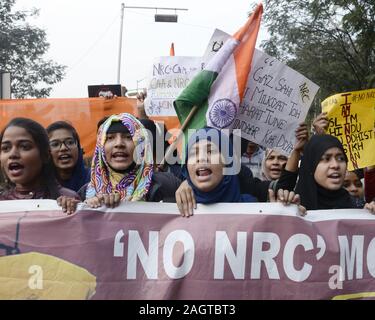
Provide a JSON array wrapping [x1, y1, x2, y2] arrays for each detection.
[[240, 139, 265, 179], [278, 134, 375, 212], [83, 113, 180, 208], [176, 124, 310, 216], [176, 127, 258, 216], [46, 121, 90, 192], [261, 149, 288, 182], [261, 123, 308, 183]]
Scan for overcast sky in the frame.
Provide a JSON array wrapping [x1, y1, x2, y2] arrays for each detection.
[[15, 0, 268, 98]]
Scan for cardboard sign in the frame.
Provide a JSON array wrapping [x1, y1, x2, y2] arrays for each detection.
[[202, 28, 230, 66], [144, 56, 204, 116], [233, 49, 319, 155], [202, 29, 319, 155], [322, 89, 375, 170]]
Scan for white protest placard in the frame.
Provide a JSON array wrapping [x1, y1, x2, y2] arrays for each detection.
[[202, 28, 230, 66], [144, 56, 203, 117], [233, 49, 320, 155]]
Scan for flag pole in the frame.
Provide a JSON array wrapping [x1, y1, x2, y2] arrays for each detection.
[[158, 105, 198, 170]]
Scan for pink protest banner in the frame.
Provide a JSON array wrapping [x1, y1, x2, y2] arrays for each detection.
[[1, 200, 375, 300]]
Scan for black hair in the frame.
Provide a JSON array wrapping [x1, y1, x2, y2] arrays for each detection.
[[139, 119, 175, 163], [139, 119, 157, 160], [97, 116, 109, 132], [240, 137, 248, 155], [46, 120, 85, 186], [46, 121, 81, 148], [107, 122, 130, 134], [0, 118, 60, 199], [352, 169, 364, 180]]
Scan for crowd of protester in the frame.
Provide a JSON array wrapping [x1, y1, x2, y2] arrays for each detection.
[[1, 93, 375, 217]]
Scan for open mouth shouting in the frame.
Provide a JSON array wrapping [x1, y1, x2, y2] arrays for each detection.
[[188, 162, 224, 193], [57, 153, 73, 164], [195, 167, 213, 182], [7, 162, 25, 178], [106, 150, 134, 171], [111, 152, 130, 162], [270, 167, 281, 175], [327, 172, 342, 183]]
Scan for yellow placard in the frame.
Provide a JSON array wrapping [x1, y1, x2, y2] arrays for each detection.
[[0, 252, 96, 300], [321, 89, 375, 170], [332, 291, 375, 300]]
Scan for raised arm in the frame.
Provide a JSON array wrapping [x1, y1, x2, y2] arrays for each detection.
[[312, 112, 329, 135], [276, 122, 309, 191], [136, 90, 148, 120]]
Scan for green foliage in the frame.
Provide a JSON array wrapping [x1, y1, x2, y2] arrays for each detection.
[[0, 0, 66, 98], [261, 0, 375, 121]]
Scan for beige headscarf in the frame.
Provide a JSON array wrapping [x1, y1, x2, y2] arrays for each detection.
[[261, 149, 275, 181]]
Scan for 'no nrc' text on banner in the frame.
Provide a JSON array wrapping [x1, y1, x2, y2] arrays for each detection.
[[1, 201, 375, 300]]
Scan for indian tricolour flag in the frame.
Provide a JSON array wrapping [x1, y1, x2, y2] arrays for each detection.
[[173, 2, 263, 132]]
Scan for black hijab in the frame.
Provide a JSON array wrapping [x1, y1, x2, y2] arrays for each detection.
[[295, 134, 353, 210]]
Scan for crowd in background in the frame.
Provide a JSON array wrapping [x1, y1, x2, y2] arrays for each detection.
[[0, 91, 375, 217]]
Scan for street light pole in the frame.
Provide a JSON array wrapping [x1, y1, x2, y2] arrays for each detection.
[[116, 4, 188, 85], [117, 3, 125, 84]]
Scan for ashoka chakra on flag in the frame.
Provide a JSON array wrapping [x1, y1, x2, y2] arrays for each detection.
[[208, 98, 237, 128]]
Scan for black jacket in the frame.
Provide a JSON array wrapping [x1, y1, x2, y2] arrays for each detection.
[[146, 172, 181, 202], [238, 165, 271, 202]]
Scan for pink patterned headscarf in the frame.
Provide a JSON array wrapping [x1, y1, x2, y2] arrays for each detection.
[[86, 113, 153, 201]]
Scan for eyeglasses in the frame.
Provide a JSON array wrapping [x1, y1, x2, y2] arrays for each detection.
[[49, 138, 77, 150]]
